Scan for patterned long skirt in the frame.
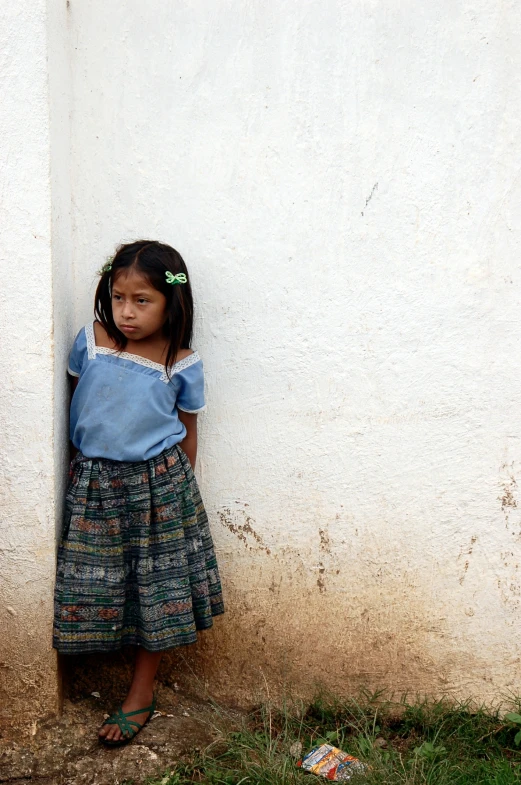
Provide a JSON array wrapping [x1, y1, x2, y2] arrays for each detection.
[[53, 445, 224, 654]]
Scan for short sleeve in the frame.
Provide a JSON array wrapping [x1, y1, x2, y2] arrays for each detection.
[[68, 327, 87, 377], [175, 357, 206, 413]]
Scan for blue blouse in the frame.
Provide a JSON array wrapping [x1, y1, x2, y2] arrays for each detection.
[[68, 322, 205, 462]]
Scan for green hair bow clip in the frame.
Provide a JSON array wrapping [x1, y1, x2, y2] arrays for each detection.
[[165, 272, 187, 285], [98, 257, 114, 276]]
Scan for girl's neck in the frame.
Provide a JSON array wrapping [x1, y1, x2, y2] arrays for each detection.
[[94, 321, 169, 365], [93, 321, 192, 366]]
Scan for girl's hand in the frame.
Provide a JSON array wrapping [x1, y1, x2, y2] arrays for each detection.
[[177, 410, 198, 469]]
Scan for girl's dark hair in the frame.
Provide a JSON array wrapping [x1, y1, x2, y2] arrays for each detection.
[[95, 240, 193, 376]]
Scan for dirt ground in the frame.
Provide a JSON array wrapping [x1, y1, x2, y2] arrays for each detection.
[[0, 685, 239, 785]]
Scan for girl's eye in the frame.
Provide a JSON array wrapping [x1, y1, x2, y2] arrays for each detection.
[[138, 298, 148, 304], [113, 294, 122, 301]]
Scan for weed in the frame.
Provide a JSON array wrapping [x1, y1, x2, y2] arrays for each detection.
[[148, 694, 521, 785]]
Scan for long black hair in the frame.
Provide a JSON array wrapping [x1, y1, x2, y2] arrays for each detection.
[[94, 240, 194, 376]]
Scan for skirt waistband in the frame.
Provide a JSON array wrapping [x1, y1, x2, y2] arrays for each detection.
[[71, 443, 185, 471]]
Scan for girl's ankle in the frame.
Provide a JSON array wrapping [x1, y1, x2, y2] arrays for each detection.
[[125, 687, 154, 703]]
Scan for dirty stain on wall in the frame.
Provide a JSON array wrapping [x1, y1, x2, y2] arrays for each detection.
[[63, 0, 521, 704]]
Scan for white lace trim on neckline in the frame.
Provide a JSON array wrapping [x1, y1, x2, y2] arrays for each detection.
[[85, 322, 200, 382], [85, 321, 96, 361]]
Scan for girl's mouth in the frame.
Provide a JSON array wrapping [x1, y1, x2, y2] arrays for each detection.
[[120, 325, 138, 332]]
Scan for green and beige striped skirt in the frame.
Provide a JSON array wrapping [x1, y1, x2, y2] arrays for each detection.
[[53, 445, 224, 654]]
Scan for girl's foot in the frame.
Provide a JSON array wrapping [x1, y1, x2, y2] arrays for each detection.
[[99, 689, 155, 744], [99, 648, 162, 745]]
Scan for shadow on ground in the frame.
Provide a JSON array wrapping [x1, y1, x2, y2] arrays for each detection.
[[0, 685, 240, 784]]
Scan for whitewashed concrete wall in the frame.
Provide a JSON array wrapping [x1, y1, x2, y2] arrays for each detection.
[[48, 0, 74, 551], [0, 0, 71, 720], [9, 0, 521, 706]]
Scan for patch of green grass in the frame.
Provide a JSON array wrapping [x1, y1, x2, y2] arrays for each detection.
[[149, 693, 521, 785]]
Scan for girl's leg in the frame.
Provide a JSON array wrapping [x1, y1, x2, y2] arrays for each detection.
[[99, 648, 162, 742]]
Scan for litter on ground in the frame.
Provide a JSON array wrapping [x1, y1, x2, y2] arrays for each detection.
[[298, 743, 368, 781]]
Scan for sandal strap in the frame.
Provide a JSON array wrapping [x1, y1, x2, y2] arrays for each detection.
[[120, 700, 156, 718], [105, 707, 141, 737], [104, 698, 156, 738]]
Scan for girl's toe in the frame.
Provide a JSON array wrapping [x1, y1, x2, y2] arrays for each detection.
[[103, 726, 115, 741]]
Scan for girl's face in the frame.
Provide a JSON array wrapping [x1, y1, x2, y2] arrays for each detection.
[[111, 268, 168, 342]]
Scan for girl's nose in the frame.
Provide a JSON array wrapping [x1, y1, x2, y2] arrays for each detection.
[[121, 301, 135, 318]]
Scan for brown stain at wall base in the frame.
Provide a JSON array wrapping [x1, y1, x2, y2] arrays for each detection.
[[166, 566, 491, 708], [0, 614, 60, 731], [64, 561, 495, 711]]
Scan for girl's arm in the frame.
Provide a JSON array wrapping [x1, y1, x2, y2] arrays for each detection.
[[70, 376, 79, 459], [177, 410, 198, 469]]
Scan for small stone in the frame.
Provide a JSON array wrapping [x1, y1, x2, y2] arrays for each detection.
[[182, 710, 190, 717], [90, 692, 100, 699], [374, 737, 387, 748], [290, 741, 303, 758]]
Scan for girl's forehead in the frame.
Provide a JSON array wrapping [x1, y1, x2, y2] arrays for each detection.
[[112, 268, 154, 291]]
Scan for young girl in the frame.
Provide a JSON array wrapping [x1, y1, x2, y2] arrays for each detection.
[[53, 240, 224, 747]]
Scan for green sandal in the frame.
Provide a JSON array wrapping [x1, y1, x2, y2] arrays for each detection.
[[99, 696, 156, 747]]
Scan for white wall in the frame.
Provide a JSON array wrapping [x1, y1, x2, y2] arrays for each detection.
[[48, 0, 74, 559], [67, 0, 521, 702], [0, 0, 71, 720]]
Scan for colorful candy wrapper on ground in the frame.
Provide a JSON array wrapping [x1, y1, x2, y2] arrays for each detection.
[[297, 743, 368, 781]]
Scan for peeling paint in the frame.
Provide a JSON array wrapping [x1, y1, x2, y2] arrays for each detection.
[[218, 508, 271, 555]]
